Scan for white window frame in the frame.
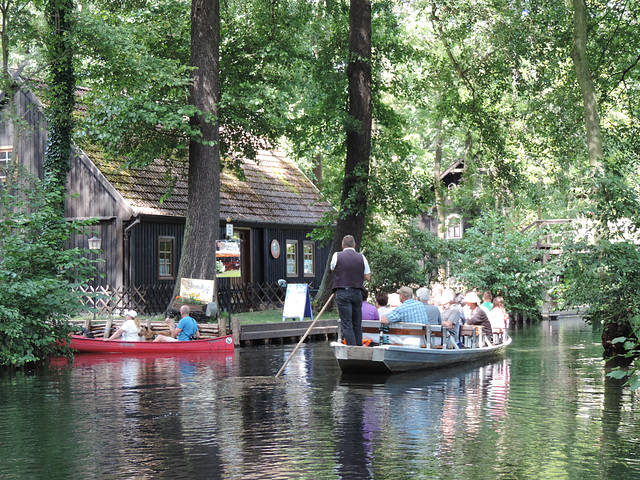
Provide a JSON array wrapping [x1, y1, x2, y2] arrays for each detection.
[[446, 214, 463, 240], [0, 147, 12, 179], [286, 240, 298, 276], [158, 236, 175, 280], [303, 241, 315, 277]]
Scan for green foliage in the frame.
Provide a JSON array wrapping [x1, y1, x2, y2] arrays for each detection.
[[450, 211, 547, 318], [558, 239, 640, 326], [606, 316, 640, 392], [0, 166, 97, 366], [555, 162, 640, 388], [365, 221, 449, 293], [42, 0, 76, 198]]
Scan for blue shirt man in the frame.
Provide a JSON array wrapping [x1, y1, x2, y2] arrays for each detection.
[[154, 305, 201, 342], [381, 286, 430, 324]]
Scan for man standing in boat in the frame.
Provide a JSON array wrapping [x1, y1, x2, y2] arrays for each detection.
[[331, 235, 371, 346], [154, 305, 201, 342]]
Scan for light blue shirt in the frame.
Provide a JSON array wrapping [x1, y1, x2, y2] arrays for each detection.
[[385, 299, 430, 324], [177, 315, 199, 341]]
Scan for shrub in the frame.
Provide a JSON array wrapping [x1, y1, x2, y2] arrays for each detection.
[[0, 166, 98, 366], [450, 211, 548, 318]]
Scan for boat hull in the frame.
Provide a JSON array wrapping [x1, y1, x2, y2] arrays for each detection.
[[331, 337, 511, 374], [69, 334, 234, 353]]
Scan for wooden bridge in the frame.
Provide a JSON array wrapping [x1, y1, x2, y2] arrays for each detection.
[[521, 219, 573, 319]]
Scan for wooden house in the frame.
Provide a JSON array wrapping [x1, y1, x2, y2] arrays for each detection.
[[419, 157, 466, 240], [0, 88, 333, 312]]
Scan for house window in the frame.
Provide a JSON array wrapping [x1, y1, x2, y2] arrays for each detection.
[[286, 240, 298, 276], [446, 215, 463, 239], [158, 236, 175, 279], [303, 241, 315, 277], [0, 147, 12, 178]]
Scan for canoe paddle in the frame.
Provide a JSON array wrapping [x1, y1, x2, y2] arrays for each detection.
[[275, 292, 335, 379]]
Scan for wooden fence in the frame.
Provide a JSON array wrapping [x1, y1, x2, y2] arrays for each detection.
[[75, 282, 314, 316]]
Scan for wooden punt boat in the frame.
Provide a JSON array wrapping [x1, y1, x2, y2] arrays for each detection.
[[69, 334, 234, 353], [331, 321, 511, 374]]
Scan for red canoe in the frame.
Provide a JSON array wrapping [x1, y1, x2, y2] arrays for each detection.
[[69, 334, 234, 353]]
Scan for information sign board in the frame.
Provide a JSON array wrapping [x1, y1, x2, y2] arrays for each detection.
[[179, 278, 215, 303], [282, 284, 313, 322]]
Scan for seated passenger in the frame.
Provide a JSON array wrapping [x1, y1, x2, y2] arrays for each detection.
[[380, 286, 430, 325], [482, 290, 494, 312], [464, 292, 492, 336], [154, 305, 201, 342], [361, 288, 380, 321], [441, 290, 462, 340], [104, 310, 141, 342], [416, 287, 443, 325], [376, 292, 394, 318], [490, 296, 508, 331]]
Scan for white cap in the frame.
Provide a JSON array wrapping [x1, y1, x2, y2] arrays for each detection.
[[464, 292, 481, 304], [125, 310, 137, 318]]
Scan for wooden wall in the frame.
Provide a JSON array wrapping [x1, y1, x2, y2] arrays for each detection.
[[129, 218, 186, 287], [129, 220, 330, 291], [0, 90, 47, 178]]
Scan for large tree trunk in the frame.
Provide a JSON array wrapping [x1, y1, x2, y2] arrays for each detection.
[[570, 0, 603, 168], [315, 0, 372, 308], [172, 0, 220, 302], [43, 0, 75, 208]]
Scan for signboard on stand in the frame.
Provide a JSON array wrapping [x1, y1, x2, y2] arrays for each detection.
[[282, 283, 313, 322], [179, 278, 215, 303]]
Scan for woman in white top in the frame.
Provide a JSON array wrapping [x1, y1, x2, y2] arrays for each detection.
[[489, 297, 508, 331], [104, 310, 141, 342]]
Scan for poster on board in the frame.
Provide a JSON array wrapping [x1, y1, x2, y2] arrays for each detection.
[[179, 278, 215, 303], [282, 284, 313, 322], [216, 239, 241, 278]]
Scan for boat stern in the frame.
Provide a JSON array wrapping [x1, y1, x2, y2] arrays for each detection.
[[330, 342, 391, 373]]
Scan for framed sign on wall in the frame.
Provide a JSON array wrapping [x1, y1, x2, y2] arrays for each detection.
[[270, 239, 281, 259]]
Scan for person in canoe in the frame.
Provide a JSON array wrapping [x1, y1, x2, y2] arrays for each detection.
[[154, 305, 201, 342], [104, 310, 141, 342]]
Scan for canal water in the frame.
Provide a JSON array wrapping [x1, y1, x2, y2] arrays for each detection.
[[1, 315, 639, 479]]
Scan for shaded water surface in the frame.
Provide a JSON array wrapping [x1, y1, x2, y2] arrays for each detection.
[[1, 315, 639, 479]]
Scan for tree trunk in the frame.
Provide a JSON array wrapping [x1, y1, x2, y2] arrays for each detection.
[[43, 0, 75, 208], [570, 0, 603, 168], [172, 0, 220, 303], [434, 101, 444, 238], [315, 0, 372, 307]]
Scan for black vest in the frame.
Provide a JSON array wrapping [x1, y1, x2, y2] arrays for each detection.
[[332, 249, 365, 290]]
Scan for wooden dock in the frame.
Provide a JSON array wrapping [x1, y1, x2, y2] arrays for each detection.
[[232, 318, 339, 346]]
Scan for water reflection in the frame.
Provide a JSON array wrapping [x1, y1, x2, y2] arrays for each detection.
[[2, 317, 640, 479]]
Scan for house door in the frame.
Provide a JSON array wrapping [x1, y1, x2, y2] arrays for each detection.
[[232, 229, 252, 285]]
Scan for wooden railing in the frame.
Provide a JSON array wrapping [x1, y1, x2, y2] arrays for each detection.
[[75, 281, 315, 316]]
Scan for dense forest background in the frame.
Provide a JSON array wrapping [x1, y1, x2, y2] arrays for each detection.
[[1, 0, 639, 376]]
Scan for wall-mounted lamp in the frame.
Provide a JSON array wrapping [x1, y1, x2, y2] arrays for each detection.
[[88, 236, 102, 250]]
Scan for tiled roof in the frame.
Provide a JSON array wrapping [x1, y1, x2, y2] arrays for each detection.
[[93, 149, 333, 226]]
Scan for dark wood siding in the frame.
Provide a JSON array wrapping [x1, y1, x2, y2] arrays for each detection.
[[260, 227, 329, 288], [129, 218, 186, 287], [68, 218, 122, 287]]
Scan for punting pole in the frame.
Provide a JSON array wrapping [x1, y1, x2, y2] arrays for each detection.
[[275, 292, 335, 379]]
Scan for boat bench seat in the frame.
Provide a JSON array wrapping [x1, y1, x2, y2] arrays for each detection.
[[460, 325, 494, 348], [361, 321, 456, 349], [491, 328, 506, 345]]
